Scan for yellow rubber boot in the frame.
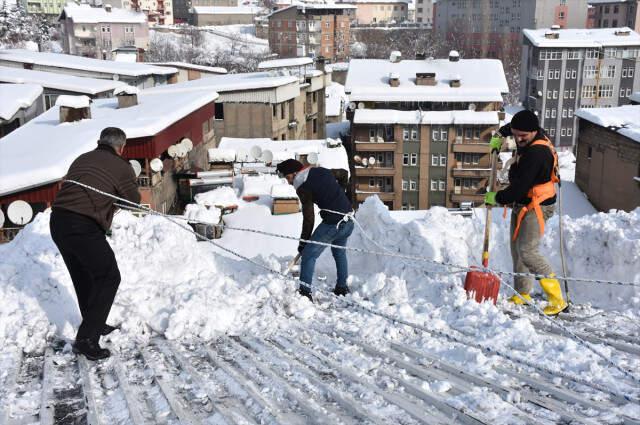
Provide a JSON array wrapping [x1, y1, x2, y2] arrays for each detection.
[[508, 293, 532, 305], [539, 277, 568, 315]]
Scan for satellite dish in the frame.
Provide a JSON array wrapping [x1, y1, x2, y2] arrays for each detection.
[[7, 200, 33, 225], [368, 156, 376, 165], [468, 103, 476, 111], [129, 159, 142, 177], [150, 158, 163, 173], [348, 102, 356, 111], [168, 145, 178, 158], [176, 144, 188, 158], [261, 149, 274, 164], [353, 155, 362, 164], [250, 145, 263, 160], [113, 74, 120, 81], [362, 158, 368, 166], [307, 152, 319, 165], [357, 102, 365, 109], [236, 147, 249, 162], [181, 138, 193, 152], [0, 209, 4, 228]]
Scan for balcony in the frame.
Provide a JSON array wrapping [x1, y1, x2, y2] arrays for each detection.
[[450, 192, 485, 204], [355, 141, 397, 152], [452, 168, 491, 178], [355, 166, 396, 176], [356, 191, 395, 202], [452, 142, 489, 153]]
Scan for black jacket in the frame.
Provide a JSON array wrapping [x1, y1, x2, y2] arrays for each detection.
[[495, 129, 557, 206]]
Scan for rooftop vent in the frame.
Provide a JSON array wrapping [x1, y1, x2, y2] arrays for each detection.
[[114, 86, 140, 109], [389, 51, 402, 63], [550, 24, 560, 30], [448, 50, 460, 62], [415, 51, 426, 60], [544, 31, 560, 39], [56, 95, 91, 123], [315, 55, 326, 71], [449, 74, 461, 88], [416, 72, 436, 86], [104, 4, 112, 12], [389, 72, 400, 87], [615, 29, 631, 36]]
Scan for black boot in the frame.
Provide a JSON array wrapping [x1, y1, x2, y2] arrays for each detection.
[[100, 324, 119, 336], [73, 338, 111, 361], [333, 285, 350, 296], [298, 288, 313, 302]]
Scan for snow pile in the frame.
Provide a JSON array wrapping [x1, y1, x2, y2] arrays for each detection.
[[114, 85, 140, 96], [271, 184, 298, 199], [208, 148, 236, 163], [194, 186, 240, 208], [0, 83, 42, 120], [183, 203, 221, 224], [325, 82, 346, 118], [242, 174, 286, 197], [55, 95, 91, 108]]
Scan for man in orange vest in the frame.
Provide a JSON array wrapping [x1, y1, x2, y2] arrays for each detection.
[[484, 110, 568, 315]]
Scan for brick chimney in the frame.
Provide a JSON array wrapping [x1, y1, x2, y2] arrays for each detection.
[[56, 95, 92, 123], [389, 72, 400, 87]]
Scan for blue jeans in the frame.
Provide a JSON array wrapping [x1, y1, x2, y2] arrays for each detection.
[[299, 220, 354, 294]]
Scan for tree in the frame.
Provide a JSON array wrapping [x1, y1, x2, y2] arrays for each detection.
[[0, 1, 54, 51]]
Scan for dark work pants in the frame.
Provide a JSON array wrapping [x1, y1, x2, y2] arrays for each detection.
[[50, 208, 121, 341]]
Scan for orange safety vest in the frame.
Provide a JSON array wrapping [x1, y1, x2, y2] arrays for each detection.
[[512, 138, 559, 241]]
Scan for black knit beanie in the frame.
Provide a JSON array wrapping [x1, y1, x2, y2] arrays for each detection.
[[276, 159, 304, 176], [510, 110, 539, 132]]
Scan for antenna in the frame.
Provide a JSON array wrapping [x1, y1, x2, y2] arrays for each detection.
[[368, 156, 376, 165], [181, 138, 194, 152], [129, 159, 142, 177], [307, 152, 319, 165], [348, 101, 356, 111], [362, 158, 368, 167], [0, 209, 4, 229], [250, 145, 263, 160], [7, 200, 33, 225], [357, 102, 365, 109], [261, 149, 274, 164], [468, 103, 476, 111], [353, 154, 362, 164], [168, 145, 178, 158], [150, 158, 163, 173]]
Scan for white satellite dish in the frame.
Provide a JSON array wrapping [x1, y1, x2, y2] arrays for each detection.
[[307, 152, 319, 165], [468, 103, 477, 111], [250, 145, 263, 160], [236, 147, 249, 162], [181, 138, 193, 152], [129, 159, 142, 177], [168, 145, 178, 158], [176, 144, 188, 158], [261, 149, 274, 164], [368, 156, 376, 165], [357, 102, 365, 109], [0, 209, 4, 228], [353, 155, 362, 164], [348, 102, 356, 111], [7, 200, 33, 225], [362, 158, 368, 166], [150, 158, 164, 173]]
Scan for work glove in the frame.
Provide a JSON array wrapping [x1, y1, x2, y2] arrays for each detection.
[[484, 191, 497, 206], [297, 242, 306, 254], [489, 136, 502, 153]]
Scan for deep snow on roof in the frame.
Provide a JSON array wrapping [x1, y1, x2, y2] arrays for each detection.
[[523, 27, 640, 48], [258, 57, 314, 69], [61, 3, 147, 24], [151, 62, 228, 74], [0, 50, 178, 77], [144, 71, 299, 93], [325, 82, 346, 117], [630, 92, 640, 103], [576, 105, 640, 144], [0, 66, 126, 95], [193, 6, 261, 14], [345, 58, 508, 102], [353, 109, 500, 125], [0, 84, 42, 120], [0, 90, 219, 197]]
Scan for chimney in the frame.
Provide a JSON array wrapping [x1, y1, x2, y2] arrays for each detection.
[[448, 50, 459, 62], [449, 74, 461, 88], [389, 50, 402, 63], [615, 29, 631, 36], [104, 4, 112, 11], [114, 86, 140, 108], [389, 72, 400, 87], [56, 95, 92, 123], [315, 55, 326, 71], [544, 31, 559, 39], [416, 72, 436, 86], [415, 51, 426, 60]]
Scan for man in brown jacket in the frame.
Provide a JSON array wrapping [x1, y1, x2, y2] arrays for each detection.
[[50, 127, 140, 360]]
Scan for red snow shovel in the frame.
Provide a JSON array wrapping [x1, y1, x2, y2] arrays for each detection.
[[464, 147, 501, 304]]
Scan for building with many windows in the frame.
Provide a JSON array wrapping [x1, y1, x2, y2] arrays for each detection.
[[587, 0, 640, 32], [345, 52, 509, 210], [521, 26, 640, 147], [337, 0, 409, 25]]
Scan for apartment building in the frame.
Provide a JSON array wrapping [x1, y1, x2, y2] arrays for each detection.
[[433, 0, 589, 61], [588, 0, 640, 32], [25, 0, 66, 16], [345, 52, 509, 210], [338, 0, 409, 25], [521, 26, 640, 147], [268, 4, 356, 62], [192, 6, 260, 25], [414, 0, 433, 27], [102, 0, 174, 25], [59, 4, 149, 60]]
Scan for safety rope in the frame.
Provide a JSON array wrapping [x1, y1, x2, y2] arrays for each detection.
[[60, 180, 640, 389]]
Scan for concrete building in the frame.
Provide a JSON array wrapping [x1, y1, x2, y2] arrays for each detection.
[[575, 105, 640, 212], [102, 0, 174, 25], [521, 26, 640, 147], [59, 4, 149, 60], [146, 67, 330, 143], [414, 0, 433, 27], [192, 6, 260, 25], [0, 49, 178, 89], [345, 52, 509, 210], [268, 4, 356, 62], [433, 0, 590, 61], [151, 62, 228, 83], [0, 84, 43, 138], [0, 66, 127, 110], [25, 0, 66, 17], [338, 0, 409, 25], [588, 0, 640, 32]]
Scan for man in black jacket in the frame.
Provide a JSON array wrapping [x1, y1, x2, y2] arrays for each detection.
[[484, 110, 567, 315], [50, 127, 141, 359], [277, 159, 353, 302]]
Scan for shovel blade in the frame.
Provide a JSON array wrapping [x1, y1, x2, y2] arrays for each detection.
[[464, 269, 501, 305]]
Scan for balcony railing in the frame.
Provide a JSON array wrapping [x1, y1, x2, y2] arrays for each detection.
[[450, 192, 485, 203], [355, 166, 396, 176], [452, 143, 490, 153], [355, 191, 395, 202], [355, 141, 397, 152], [452, 168, 491, 178]]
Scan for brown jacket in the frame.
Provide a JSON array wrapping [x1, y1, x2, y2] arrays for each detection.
[[53, 145, 141, 232]]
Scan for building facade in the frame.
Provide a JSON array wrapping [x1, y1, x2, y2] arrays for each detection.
[[414, 0, 433, 27], [192, 6, 259, 25], [103, 0, 174, 25], [587, 0, 640, 32], [521, 27, 640, 147], [24, 0, 66, 16], [575, 105, 640, 212], [59, 4, 149, 60], [345, 53, 509, 210], [268, 4, 355, 62], [338, 0, 409, 25]]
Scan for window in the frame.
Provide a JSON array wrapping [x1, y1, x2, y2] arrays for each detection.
[[561, 128, 566, 136], [403, 153, 409, 165], [431, 154, 439, 166], [369, 128, 376, 139], [587, 146, 592, 159], [313, 118, 317, 133], [280, 103, 285, 119], [403, 129, 410, 140], [272, 104, 277, 117], [402, 180, 408, 191], [568, 108, 573, 117], [324, 34, 330, 41], [325, 21, 330, 28], [571, 69, 577, 79], [410, 153, 418, 166], [598, 84, 613, 98], [585, 49, 600, 59], [562, 109, 567, 118], [430, 180, 437, 191], [440, 155, 447, 167], [369, 178, 375, 187], [432, 126, 448, 141], [563, 90, 568, 99], [537, 69, 544, 80], [554, 69, 560, 79], [474, 128, 480, 139], [411, 128, 418, 140], [621, 88, 626, 98], [565, 70, 571, 79], [627, 88, 632, 97], [545, 109, 550, 119], [548, 70, 554, 79], [409, 180, 417, 191], [629, 68, 635, 78], [438, 180, 446, 191], [583, 65, 597, 79], [623, 68, 628, 78], [600, 65, 616, 79], [553, 90, 558, 99], [465, 127, 472, 139], [582, 85, 596, 98], [547, 90, 552, 98], [570, 89, 575, 99], [567, 128, 572, 136], [549, 127, 556, 136], [551, 108, 557, 118], [214, 103, 224, 120]]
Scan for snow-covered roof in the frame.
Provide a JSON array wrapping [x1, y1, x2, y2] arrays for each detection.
[[345, 58, 508, 102], [326, 82, 346, 117], [588, 0, 632, 3], [523, 27, 640, 48], [269, 3, 357, 16], [55, 95, 91, 108], [0, 50, 178, 78], [258, 57, 313, 69], [151, 62, 228, 74], [327, 62, 349, 72], [340, 0, 409, 3], [353, 109, 500, 125], [0, 90, 219, 197], [144, 71, 299, 94], [218, 137, 349, 172], [0, 66, 127, 95], [576, 105, 640, 144], [0, 84, 42, 121], [193, 6, 261, 14], [61, 3, 147, 24], [630, 92, 640, 103]]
